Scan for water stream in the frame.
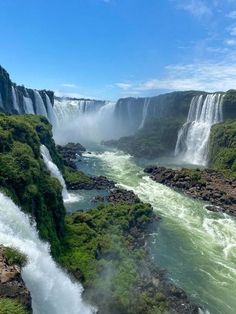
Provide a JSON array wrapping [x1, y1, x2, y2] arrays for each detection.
[[0, 192, 94, 314], [77, 149, 236, 314]]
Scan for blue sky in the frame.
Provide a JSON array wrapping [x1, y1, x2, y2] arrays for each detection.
[[1, 0, 236, 100]]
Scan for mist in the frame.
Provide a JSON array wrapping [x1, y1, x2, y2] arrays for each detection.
[[53, 98, 136, 145]]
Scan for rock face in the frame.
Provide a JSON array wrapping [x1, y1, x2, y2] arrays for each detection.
[[0, 65, 54, 120], [0, 246, 31, 312], [57, 142, 86, 169], [107, 188, 140, 204], [67, 174, 115, 190], [145, 166, 236, 215]]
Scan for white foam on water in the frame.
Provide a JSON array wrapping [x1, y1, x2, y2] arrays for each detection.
[[0, 192, 95, 314]]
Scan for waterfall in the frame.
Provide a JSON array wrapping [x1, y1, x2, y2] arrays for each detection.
[[33, 90, 48, 117], [12, 86, 20, 113], [175, 93, 224, 166], [0, 192, 94, 314], [53, 99, 119, 144], [40, 145, 69, 201], [53, 99, 105, 124], [44, 93, 58, 125], [40, 145, 79, 203], [139, 98, 150, 129], [23, 96, 35, 114]]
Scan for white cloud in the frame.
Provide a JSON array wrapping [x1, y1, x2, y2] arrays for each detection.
[[115, 61, 236, 95], [61, 83, 78, 88], [177, 0, 212, 17], [227, 25, 236, 36], [227, 10, 236, 19], [225, 38, 236, 45], [115, 83, 133, 90], [55, 90, 93, 99]]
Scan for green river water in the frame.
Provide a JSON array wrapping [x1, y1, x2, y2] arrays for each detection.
[[79, 149, 236, 314]]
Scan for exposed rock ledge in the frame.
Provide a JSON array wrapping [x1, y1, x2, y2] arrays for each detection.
[[0, 245, 31, 312], [144, 166, 236, 216]]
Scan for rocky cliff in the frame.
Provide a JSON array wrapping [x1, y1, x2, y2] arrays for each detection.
[[0, 245, 31, 314], [0, 114, 66, 257], [0, 65, 55, 122]]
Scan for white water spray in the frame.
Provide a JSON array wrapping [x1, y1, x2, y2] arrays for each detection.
[[40, 145, 77, 203], [53, 99, 119, 144], [12, 86, 20, 113], [45, 93, 58, 126], [139, 98, 150, 129], [175, 93, 224, 166], [0, 192, 94, 314], [23, 96, 35, 114], [33, 90, 48, 117]]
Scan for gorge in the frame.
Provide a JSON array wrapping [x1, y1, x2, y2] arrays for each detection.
[[0, 65, 235, 314]]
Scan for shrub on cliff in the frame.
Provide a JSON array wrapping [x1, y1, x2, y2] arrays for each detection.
[[209, 119, 236, 177], [0, 114, 66, 257]]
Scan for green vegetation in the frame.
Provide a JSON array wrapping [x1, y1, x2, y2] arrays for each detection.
[[104, 118, 184, 158], [0, 299, 29, 314], [209, 119, 236, 177], [58, 202, 169, 314], [0, 114, 66, 257], [222, 90, 236, 120], [3, 247, 27, 267], [64, 166, 93, 186]]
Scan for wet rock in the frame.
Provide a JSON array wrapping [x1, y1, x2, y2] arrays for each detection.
[[144, 166, 236, 216], [57, 142, 86, 169], [68, 175, 115, 191], [107, 188, 140, 204]]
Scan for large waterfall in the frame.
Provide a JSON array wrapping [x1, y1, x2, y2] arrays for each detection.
[[9, 84, 56, 124], [0, 192, 94, 314], [175, 93, 224, 166], [53, 98, 119, 144]]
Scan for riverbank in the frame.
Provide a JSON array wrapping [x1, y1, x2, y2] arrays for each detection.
[[144, 166, 236, 216]]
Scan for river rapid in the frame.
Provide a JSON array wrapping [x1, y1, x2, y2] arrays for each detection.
[[76, 148, 236, 314]]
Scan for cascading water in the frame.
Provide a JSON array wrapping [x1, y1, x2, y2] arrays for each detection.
[[53, 99, 119, 144], [53, 99, 105, 124], [44, 93, 58, 125], [33, 90, 48, 117], [0, 192, 94, 314], [23, 95, 35, 114], [40, 145, 69, 199], [12, 86, 20, 113], [175, 93, 224, 166], [139, 98, 150, 129], [40, 145, 80, 203]]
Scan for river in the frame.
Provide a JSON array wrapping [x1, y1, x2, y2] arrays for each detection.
[[72, 147, 236, 314]]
